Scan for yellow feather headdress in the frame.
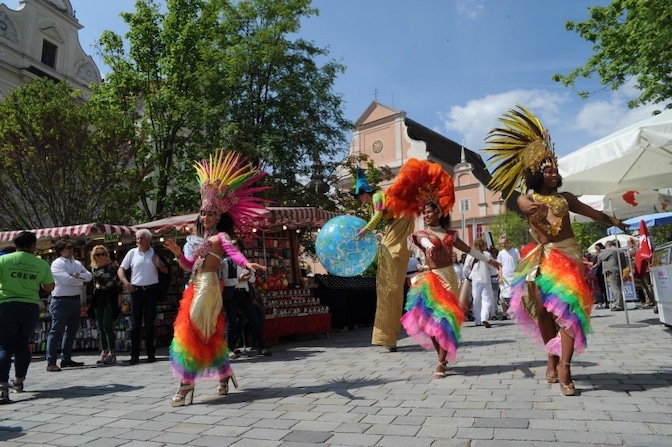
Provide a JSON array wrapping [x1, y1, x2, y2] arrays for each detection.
[[483, 105, 557, 199]]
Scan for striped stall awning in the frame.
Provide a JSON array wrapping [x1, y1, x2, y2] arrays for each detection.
[[138, 207, 341, 234], [265, 207, 340, 230], [0, 223, 137, 244]]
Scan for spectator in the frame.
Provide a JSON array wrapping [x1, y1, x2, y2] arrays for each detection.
[[117, 228, 169, 365], [46, 240, 92, 371], [463, 238, 495, 328], [592, 240, 628, 311], [224, 240, 271, 357], [592, 243, 608, 308], [90, 245, 122, 365], [496, 236, 520, 318], [0, 232, 54, 402]]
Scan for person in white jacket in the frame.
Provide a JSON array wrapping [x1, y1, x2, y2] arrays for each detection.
[[463, 238, 494, 328], [46, 240, 92, 371]]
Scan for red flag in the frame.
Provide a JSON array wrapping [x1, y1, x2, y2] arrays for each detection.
[[634, 220, 653, 277]]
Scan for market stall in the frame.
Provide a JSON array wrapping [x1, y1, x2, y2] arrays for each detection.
[[0, 222, 137, 251], [0, 222, 139, 353]]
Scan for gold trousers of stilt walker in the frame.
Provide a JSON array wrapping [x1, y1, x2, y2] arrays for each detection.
[[371, 216, 414, 348]]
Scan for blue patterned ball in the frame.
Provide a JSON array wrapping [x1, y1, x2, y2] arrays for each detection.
[[316, 215, 378, 277]]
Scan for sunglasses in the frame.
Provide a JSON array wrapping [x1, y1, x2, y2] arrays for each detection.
[[94, 253, 107, 257]]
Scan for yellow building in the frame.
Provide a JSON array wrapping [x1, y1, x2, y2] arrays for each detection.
[[348, 101, 515, 247]]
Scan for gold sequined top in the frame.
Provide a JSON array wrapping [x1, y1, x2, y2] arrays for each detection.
[[529, 193, 569, 236]]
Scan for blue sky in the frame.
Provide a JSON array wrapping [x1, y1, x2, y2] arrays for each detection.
[[66, 0, 661, 158]]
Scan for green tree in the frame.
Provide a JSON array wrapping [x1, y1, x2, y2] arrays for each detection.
[[0, 78, 143, 229], [553, 0, 672, 110], [487, 210, 529, 249], [571, 221, 610, 252], [650, 223, 672, 247], [96, 0, 351, 219]]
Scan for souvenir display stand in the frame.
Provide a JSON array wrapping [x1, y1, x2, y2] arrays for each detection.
[[260, 289, 331, 343], [243, 230, 331, 343]]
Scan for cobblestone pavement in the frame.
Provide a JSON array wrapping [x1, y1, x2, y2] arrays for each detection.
[[1, 306, 671, 446]]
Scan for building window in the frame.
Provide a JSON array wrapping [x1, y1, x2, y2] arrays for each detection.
[[41, 40, 57, 68], [460, 199, 470, 213]]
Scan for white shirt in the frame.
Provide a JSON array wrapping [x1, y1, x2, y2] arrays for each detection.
[[119, 247, 160, 287], [497, 247, 520, 279], [51, 256, 92, 297], [234, 265, 256, 291], [463, 251, 493, 283]]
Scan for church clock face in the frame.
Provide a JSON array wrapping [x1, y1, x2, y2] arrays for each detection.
[[372, 139, 384, 154]]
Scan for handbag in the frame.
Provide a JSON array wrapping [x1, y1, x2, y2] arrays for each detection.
[[458, 278, 472, 310]]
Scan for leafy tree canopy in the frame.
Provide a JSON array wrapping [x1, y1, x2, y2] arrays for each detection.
[[487, 210, 529, 250], [0, 78, 143, 229], [96, 0, 351, 220], [553, 0, 672, 110]]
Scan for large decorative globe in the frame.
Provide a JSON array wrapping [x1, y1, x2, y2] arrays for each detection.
[[316, 215, 378, 277]]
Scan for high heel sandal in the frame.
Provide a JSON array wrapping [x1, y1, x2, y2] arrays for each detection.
[[216, 372, 239, 395], [169, 383, 195, 407], [558, 361, 575, 396], [433, 362, 447, 379], [546, 355, 559, 383]]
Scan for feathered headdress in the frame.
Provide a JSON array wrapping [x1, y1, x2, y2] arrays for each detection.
[[195, 151, 269, 230], [386, 158, 455, 218], [349, 167, 375, 196], [483, 105, 557, 199]]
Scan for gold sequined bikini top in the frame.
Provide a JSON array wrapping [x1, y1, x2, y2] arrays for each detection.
[[529, 193, 569, 236]]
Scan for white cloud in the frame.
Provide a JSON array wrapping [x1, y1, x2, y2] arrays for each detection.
[[439, 89, 569, 150], [455, 0, 485, 20], [439, 83, 663, 158]]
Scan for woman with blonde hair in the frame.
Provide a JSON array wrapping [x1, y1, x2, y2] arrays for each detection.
[[90, 245, 122, 364]]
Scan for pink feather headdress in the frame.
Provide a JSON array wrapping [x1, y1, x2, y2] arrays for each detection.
[[195, 151, 269, 230]]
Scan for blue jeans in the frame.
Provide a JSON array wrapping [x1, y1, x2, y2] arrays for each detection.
[[130, 286, 157, 358], [0, 301, 39, 383], [46, 297, 82, 364]]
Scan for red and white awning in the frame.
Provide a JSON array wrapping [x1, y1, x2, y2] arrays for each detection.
[[138, 207, 341, 234], [265, 207, 340, 229], [0, 223, 137, 243]]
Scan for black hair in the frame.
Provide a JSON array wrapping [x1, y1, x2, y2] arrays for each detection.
[[54, 239, 72, 254], [425, 202, 451, 231], [525, 165, 563, 192], [14, 231, 37, 251], [196, 213, 236, 237]]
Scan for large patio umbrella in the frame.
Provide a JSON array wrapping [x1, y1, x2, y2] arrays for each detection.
[[558, 110, 672, 196], [622, 211, 672, 230]]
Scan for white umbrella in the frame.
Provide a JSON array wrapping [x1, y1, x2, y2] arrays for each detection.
[[588, 234, 638, 254], [559, 110, 672, 196], [571, 190, 672, 223]]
